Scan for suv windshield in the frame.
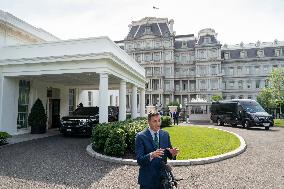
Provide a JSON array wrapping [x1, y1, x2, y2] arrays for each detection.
[[240, 101, 265, 113], [73, 107, 99, 116]]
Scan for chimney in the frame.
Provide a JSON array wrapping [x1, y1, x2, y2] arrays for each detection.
[[169, 19, 174, 34]]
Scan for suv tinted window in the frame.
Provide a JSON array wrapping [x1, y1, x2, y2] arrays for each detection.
[[73, 107, 99, 116]]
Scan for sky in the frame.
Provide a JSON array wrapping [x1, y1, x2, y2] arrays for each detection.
[[1, 0, 283, 45]]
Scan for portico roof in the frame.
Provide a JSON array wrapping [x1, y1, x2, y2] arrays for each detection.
[[0, 36, 146, 88]]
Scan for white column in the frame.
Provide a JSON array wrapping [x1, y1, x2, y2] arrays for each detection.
[[119, 80, 126, 121], [60, 86, 69, 117], [99, 73, 108, 123], [131, 85, 137, 119], [140, 88, 145, 117], [0, 76, 19, 135]]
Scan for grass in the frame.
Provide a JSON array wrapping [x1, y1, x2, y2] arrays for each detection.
[[274, 119, 284, 127], [163, 126, 241, 160]]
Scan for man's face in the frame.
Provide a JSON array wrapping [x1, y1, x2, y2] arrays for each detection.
[[148, 115, 161, 132]]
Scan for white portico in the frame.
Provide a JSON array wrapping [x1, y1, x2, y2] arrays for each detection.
[[0, 37, 146, 135]]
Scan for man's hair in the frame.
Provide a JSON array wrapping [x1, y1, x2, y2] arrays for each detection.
[[148, 112, 160, 121]]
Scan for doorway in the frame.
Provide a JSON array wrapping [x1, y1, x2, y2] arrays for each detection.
[[51, 99, 60, 128]]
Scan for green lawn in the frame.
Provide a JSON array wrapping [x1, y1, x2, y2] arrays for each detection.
[[163, 126, 241, 160], [274, 119, 284, 127]]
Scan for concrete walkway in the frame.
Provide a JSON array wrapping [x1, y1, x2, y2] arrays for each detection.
[[3, 128, 60, 146]]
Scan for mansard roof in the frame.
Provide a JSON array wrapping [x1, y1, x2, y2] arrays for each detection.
[[197, 35, 218, 45], [222, 46, 284, 59], [174, 40, 196, 49], [126, 18, 172, 39]]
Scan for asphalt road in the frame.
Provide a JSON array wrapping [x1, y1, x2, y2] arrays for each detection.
[[0, 125, 283, 189]]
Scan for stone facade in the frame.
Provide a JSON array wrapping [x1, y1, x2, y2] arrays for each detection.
[[117, 17, 284, 107]]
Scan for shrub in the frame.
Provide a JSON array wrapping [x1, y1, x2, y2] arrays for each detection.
[[0, 132, 11, 145], [161, 116, 172, 128], [91, 117, 148, 157], [28, 98, 47, 134], [104, 128, 126, 157], [91, 123, 112, 152]]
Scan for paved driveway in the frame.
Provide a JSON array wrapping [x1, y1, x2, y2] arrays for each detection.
[[0, 126, 283, 189]]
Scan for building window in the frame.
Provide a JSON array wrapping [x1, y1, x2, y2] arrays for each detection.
[[222, 81, 226, 90], [155, 41, 161, 48], [224, 52, 230, 59], [275, 49, 281, 56], [239, 95, 244, 99], [263, 65, 269, 73], [229, 81, 235, 89], [144, 53, 152, 61], [248, 95, 252, 99], [209, 48, 217, 58], [145, 67, 152, 76], [199, 65, 207, 75], [211, 79, 218, 90], [164, 80, 171, 91], [135, 53, 141, 62], [17, 80, 30, 129], [257, 50, 264, 57], [229, 67, 234, 76], [199, 50, 206, 59], [165, 52, 172, 61], [182, 41, 187, 48], [181, 54, 187, 63], [255, 80, 260, 89], [238, 80, 243, 89], [153, 79, 159, 90], [164, 40, 171, 48], [240, 51, 246, 58], [154, 67, 160, 75], [211, 65, 217, 75], [204, 37, 211, 43], [145, 26, 152, 34], [255, 66, 260, 74], [237, 66, 242, 75], [145, 41, 152, 49], [247, 80, 252, 89], [88, 91, 93, 106], [154, 52, 160, 62], [69, 89, 76, 115], [200, 80, 206, 90], [165, 67, 171, 76]]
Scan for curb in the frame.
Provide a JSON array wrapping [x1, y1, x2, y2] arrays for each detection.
[[86, 127, 247, 166]]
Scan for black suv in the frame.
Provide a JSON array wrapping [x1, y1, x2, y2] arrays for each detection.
[[210, 99, 274, 130], [60, 106, 119, 136]]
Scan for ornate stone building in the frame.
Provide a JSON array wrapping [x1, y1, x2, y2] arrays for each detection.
[[117, 17, 284, 109]]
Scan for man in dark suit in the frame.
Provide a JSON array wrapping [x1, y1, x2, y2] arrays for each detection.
[[135, 113, 179, 189], [172, 109, 179, 125]]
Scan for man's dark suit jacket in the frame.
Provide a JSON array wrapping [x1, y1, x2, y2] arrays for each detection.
[[135, 128, 175, 188]]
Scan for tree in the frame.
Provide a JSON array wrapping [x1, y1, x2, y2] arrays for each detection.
[[28, 98, 47, 134], [268, 68, 284, 114], [257, 88, 275, 111], [211, 95, 223, 102]]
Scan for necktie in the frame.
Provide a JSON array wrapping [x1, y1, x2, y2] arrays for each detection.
[[154, 132, 159, 149]]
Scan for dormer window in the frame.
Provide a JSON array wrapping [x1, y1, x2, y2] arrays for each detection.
[[182, 41, 187, 48], [224, 52, 230, 59], [240, 51, 246, 58], [275, 48, 281, 57], [257, 49, 264, 57], [145, 26, 152, 34], [204, 37, 211, 44]]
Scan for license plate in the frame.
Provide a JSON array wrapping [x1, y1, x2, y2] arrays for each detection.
[[67, 129, 72, 132], [263, 123, 270, 126]]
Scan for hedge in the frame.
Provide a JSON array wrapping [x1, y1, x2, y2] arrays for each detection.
[[91, 116, 171, 157]]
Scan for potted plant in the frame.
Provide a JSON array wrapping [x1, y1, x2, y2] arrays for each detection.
[[28, 98, 47, 134]]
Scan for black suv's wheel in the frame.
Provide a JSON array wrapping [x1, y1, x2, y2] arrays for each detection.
[[244, 120, 250, 129], [217, 118, 224, 126], [265, 126, 269, 130]]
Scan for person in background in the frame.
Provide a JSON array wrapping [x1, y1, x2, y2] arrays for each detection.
[[172, 109, 179, 125]]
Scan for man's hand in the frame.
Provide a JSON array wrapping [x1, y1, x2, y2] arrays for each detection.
[[166, 147, 179, 157], [150, 148, 164, 159]]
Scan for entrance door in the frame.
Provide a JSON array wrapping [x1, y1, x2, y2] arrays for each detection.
[[52, 99, 61, 128]]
